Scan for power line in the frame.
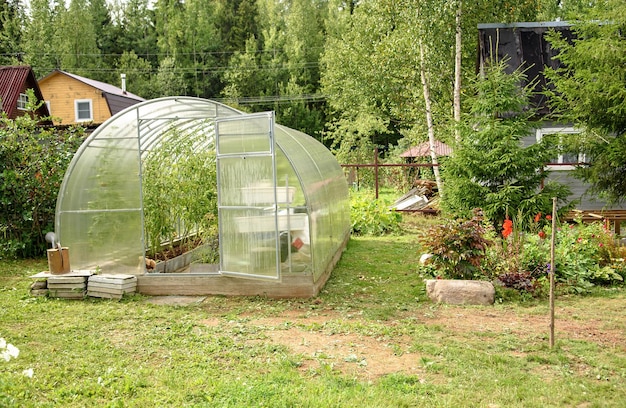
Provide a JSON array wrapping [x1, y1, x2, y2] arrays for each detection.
[[215, 94, 327, 105]]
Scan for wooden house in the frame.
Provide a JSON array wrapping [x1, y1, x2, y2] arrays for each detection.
[[0, 65, 51, 124], [38, 70, 144, 125], [477, 22, 626, 215]]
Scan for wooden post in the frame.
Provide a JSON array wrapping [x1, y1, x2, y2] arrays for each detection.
[[374, 147, 379, 199], [549, 197, 557, 348]]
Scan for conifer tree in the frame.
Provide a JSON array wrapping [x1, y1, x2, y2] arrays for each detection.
[[441, 58, 571, 229]]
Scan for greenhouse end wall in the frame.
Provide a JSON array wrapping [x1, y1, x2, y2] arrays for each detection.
[[55, 97, 350, 297]]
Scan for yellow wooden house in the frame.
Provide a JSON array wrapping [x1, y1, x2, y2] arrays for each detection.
[[38, 70, 144, 125]]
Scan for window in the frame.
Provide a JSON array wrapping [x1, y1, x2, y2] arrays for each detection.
[[536, 127, 585, 170], [75, 99, 93, 122], [17, 93, 28, 110]]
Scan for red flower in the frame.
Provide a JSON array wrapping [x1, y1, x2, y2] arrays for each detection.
[[502, 219, 513, 238], [534, 213, 541, 223], [538, 230, 547, 239], [546, 215, 552, 221]]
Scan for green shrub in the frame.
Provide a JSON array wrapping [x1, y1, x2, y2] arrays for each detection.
[[486, 214, 624, 296], [350, 189, 402, 236], [0, 96, 84, 259], [418, 209, 492, 279]]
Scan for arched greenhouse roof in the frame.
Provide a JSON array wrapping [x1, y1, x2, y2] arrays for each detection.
[[55, 97, 350, 288]]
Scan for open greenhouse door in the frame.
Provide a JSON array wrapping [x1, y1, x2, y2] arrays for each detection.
[[216, 112, 283, 281]]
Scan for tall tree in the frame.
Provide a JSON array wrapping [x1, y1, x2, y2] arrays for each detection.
[[153, 56, 187, 97], [221, 0, 327, 136], [154, 0, 223, 97], [22, 0, 59, 76], [53, 0, 100, 77], [115, 0, 158, 67], [441, 59, 571, 229], [214, 0, 259, 53], [115, 50, 154, 98], [0, 0, 22, 65], [88, 0, 117, 83], [321, 0, 542, 170], [321, 0, 456, 167], [221, 36, 263, 102], [544, 0, 626, 204]]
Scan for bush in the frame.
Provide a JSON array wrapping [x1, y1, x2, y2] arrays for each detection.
[[0, 100, 84, 259], [486, 214, 624, 296], [350, 189, 402, 236], [418, 209, 492, 279]]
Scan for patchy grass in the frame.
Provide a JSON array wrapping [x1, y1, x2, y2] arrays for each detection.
[[1, 217, 625, 407]]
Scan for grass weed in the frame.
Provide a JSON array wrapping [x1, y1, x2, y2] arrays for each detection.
[[0, 218, 624, 407]]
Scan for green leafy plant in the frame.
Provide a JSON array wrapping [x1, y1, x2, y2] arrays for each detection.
[[418, 209, 492, 279], [142, 125, 218, 258], [0, 91, 84, 259], [349, 189, 402, 236], [487, 213, 624, 296]]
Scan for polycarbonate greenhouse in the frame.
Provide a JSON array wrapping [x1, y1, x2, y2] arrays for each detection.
[[55, 97, 350, 297]]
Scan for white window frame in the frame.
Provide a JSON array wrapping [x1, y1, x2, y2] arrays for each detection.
[[75, 99, 93, 122], [536, 126, 585, 171], [45, 101, 51, 115], [17, 93, 29, 110]]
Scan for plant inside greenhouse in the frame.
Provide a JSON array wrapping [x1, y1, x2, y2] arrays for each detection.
[[142, 125, 219, 264]]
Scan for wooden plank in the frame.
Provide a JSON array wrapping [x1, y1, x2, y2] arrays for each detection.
[[137, 273, 316, 298]]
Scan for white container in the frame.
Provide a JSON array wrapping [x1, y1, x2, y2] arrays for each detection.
[[235, 213, 308, 233], [241, 186, 295, 204]]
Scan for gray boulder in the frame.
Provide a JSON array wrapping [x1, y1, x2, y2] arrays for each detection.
[[426, 279, 495, 305]]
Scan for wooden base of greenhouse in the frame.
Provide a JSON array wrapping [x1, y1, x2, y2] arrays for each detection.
[[136, 236, 349, 298]]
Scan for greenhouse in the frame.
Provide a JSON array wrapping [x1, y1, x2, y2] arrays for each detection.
[[55, 97, 350, 297]]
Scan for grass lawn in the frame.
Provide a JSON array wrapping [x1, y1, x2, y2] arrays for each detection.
[[1, 216, 625, 407]]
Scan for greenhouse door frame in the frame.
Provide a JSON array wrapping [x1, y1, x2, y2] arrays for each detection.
[[215, 112, 283, 281]]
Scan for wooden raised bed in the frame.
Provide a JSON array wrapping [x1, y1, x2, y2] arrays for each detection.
[[137, 234, 348, 298]]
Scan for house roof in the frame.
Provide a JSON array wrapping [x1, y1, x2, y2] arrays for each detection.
[[400, 140, 452, 158], [0, 65, 50, 119], [39, 70, 145, 117], [40, 70, 144, 101]]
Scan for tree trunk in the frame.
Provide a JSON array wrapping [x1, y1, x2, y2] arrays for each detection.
[[419, 41, 444, 197], [454, 1, 462, 143]]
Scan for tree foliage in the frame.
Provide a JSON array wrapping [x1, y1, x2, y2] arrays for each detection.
[[0, 0, 22, 65], [544, 0, 626, 204], [0, 91, 84, 258], [441, 59, 571, 229]]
